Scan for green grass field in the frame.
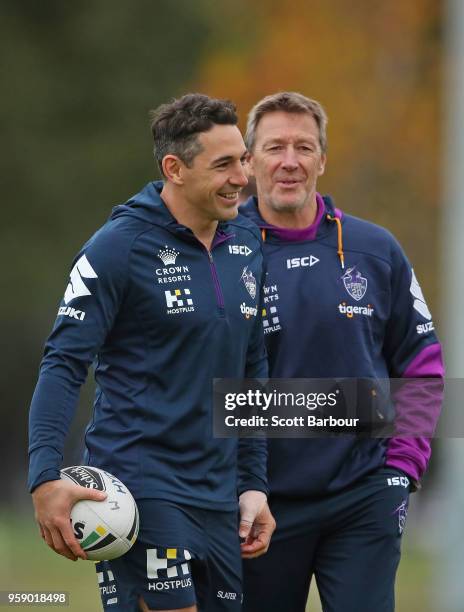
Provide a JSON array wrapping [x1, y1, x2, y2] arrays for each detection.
[[0, 512, 434, 611], [0, 513, 101, 611]]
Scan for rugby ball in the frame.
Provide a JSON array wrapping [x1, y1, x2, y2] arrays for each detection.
[[60, 466, 139, 561]]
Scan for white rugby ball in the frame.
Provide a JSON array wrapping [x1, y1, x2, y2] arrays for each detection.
[[60, 466, 139, 561]]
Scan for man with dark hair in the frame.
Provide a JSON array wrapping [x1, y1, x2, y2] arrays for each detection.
[[240, 91, 444, 612], [29, 93, 275, 612], [150, 93, 240, 174]]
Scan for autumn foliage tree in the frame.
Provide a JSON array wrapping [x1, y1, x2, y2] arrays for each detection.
[[194, 0, 442, 306]]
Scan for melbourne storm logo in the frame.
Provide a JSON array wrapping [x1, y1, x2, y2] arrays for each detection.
[[241, 267, 257, 300], [393, 500, 408, 535], [342, 267, 367, 301]]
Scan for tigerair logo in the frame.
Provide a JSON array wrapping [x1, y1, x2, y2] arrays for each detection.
[[63, 254, 98, 304], [165, 288, 194, 314], [338, 302, 374, 318], [240, 303, 257, 318], [157, 246, 179, 266]]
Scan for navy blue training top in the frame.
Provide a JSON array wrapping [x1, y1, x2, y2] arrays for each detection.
[[240, 194, 444, 498], [28, 181, 268, 509]]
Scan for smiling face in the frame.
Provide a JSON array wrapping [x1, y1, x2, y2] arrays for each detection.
[[248, 111, 326, 217], [179, 124, 248, 222]]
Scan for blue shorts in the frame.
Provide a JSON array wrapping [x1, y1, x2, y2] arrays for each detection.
[[95, 499, 242, 611], [243, 466, 411, 612]]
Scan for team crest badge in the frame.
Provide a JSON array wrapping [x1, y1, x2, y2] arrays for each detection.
[[342, 267, 367, 301], [241, 267, 257, 300]]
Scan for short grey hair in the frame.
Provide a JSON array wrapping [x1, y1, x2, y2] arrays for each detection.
[[245, 92, 328, 153]]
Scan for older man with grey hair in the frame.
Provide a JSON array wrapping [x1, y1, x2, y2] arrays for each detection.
[[240, 91, 444, 612]]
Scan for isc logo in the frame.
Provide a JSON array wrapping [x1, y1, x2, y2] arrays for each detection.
[[229, 245, 251, 256], [286, 256, 319, 269], [387, 476, 410, 488]]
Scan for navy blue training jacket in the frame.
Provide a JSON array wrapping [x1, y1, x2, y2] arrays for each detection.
[[28, 181, 268, 510], [240, 194, 444, 498]]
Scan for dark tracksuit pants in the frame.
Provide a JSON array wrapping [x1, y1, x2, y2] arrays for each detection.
[[243, 467, 411, 612]]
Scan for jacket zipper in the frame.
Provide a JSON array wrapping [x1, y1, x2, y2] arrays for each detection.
[[207, 249, 225, 312]]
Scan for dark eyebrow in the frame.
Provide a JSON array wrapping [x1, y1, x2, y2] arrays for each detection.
[[210, 155, 233, 167], [210, 149, 248, 167]]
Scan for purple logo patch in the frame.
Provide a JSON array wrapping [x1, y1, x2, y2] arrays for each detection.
[[393, 500, 408, 535], [342, 267, 367, 301], [241, 267, 257, 300]]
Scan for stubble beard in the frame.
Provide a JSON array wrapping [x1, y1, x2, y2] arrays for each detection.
[[266, 193, 310, 213]]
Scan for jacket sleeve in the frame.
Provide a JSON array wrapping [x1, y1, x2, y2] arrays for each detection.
[[28, 224, 131, 492], [237, 250, 269, 497], [382, 237, 445, 483]]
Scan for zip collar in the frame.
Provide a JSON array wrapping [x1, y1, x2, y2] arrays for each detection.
[[240, 193, 345, 269], [111, 180, 235, 245]]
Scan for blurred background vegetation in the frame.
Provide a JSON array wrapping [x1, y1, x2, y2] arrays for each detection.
[[1, 1, 445, 610]]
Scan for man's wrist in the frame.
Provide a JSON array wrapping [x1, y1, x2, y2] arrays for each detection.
[[237, 479, 268, 498], [239, 489, 267, 500], [29, 471, 61, 494]]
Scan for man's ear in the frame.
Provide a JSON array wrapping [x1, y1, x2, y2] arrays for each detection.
[[162, 155, 184, 185], [245, 151, 255, 177], [318, 153, 327, 177]]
